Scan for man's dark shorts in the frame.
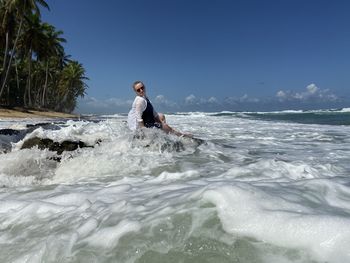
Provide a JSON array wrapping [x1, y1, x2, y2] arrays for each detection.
[[145, 122, 162, 129]]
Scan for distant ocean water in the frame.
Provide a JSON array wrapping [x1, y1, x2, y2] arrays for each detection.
[[0, 108, 350, 263], [210, 107, 350, 125]]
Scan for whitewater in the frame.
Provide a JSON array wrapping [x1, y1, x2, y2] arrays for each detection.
[[0, 110, 350, 263]]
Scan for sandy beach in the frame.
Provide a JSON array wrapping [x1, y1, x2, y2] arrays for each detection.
[[0, 107, 79, 119]]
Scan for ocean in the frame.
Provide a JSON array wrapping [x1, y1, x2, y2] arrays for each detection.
[[1, 108, 350, 263]]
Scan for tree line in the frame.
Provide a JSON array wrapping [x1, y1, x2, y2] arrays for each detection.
[[0, 0, 88, 113]]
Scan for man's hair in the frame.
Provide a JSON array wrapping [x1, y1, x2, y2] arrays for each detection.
[[133, 80, 145, 89]]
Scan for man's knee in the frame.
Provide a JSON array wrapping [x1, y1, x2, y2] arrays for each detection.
[[158, 113, 166, 123]]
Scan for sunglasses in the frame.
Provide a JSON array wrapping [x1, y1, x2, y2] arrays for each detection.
[[136, 86, 145, 93]]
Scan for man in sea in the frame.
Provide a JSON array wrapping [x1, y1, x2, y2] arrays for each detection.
[[127, 81, 192, 137]]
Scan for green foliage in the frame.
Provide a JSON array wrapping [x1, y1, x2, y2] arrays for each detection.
[[0, 0, 88, 113]]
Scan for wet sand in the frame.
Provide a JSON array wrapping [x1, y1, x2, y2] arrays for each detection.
[[0, 107, 79, 119]]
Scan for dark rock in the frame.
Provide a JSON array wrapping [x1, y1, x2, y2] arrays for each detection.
[[191, 137, 205, 146], [0, 122, 62, 151], [160, 141, 185, 152], [0, 129, 24, 153], [26, 122, 62, 131], [49, 156, 63, 162], [1, 121, 99, 156], [21, 137, 94, 155], [0, 129, 20, 136], [26, 122, 52, 128]]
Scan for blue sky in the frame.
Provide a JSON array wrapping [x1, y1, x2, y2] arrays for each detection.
[[42, 0, 350, 113]]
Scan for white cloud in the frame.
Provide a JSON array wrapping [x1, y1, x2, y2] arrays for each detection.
[[276, 83, 338, 102], [224, 94, 260, 105], [224, 97, 238, 105], [80, 95, 179, 114], [208, 96, 219, 104], [77, 84, 343, 114], [185, 94, 220, 105], [106, 97, 133, 107], [154, 94, 177, 107], [78, 96, 132, 114], [276, 90, 287, 101], [185, 94, 197, 105], [83, 96, 109, 108], [306, 83, 318, 94], [154, 95, 166, 104], [239, 94, 260, 103], [240, 94, 249, 101]]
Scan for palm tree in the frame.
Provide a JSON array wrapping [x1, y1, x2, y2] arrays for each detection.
[[0, 0, 17, 104], [19, 12, 48, 106], [0, 0, 49, 104], [39, 23, 66, 107], [57, 61, 88, 112], [1, 0, 88, 113]]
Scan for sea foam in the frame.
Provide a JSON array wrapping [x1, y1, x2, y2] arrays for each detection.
[[0, 112, 350, 262]]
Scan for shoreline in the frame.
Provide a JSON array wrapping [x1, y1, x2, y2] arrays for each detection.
[[0, 107, 80, 119]]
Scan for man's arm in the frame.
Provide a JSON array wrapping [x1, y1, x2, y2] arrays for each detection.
[[135, 97, 147, 128]]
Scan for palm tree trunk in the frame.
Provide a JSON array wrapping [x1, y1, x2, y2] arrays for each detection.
[[14, 57, 20, 105], [26, 49, 33, 107], [34, 77, 40, 106], [0, 18, 24, 100], [1, 32, 9, 81], [0, 32, 9, 103], [23, 80, 27, 107], [42, 59, 49, 107], [14, 57, 20, 92]]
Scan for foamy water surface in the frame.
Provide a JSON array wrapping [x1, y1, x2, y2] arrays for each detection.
[[0, 113, 350, 263]]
